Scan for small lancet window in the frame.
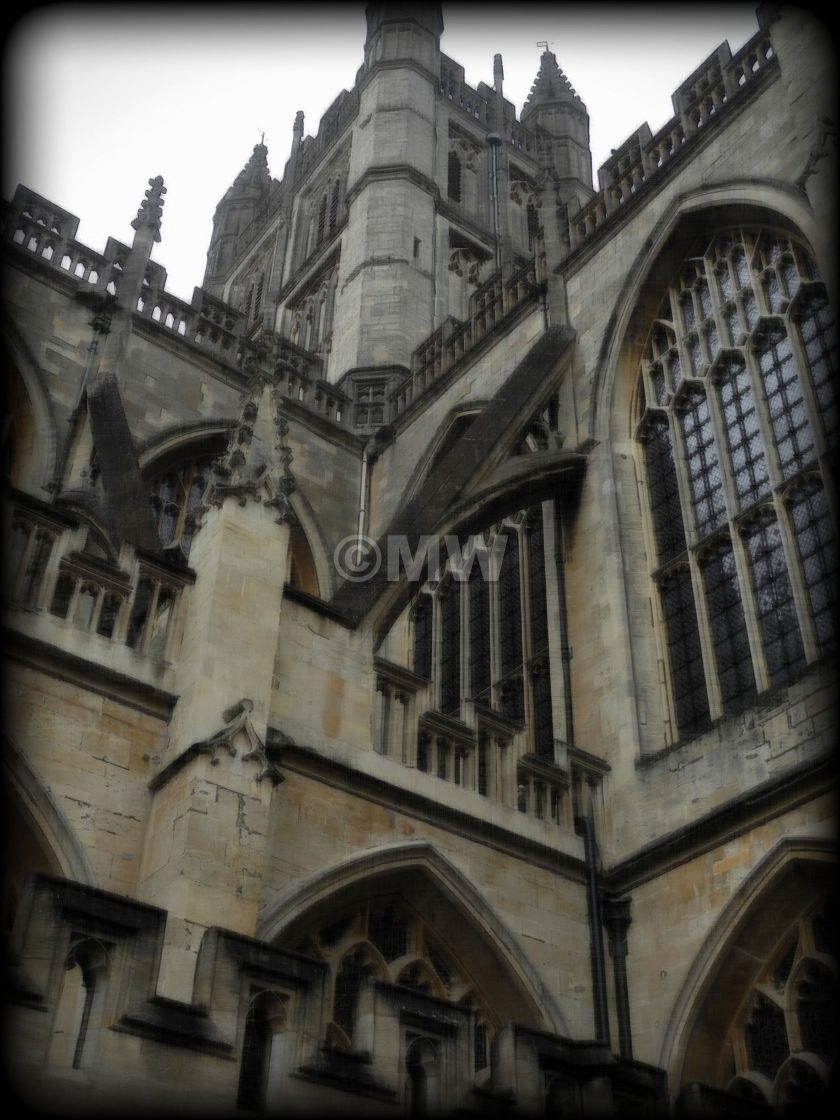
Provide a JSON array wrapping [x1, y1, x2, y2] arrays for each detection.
[[447, 150, 462, 203]]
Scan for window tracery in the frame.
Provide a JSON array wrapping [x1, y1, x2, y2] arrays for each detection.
[[635, 228, 837, 739], [291, 898, 494, 1072], [148, 456, 215, 558], [727, 900, 836, 1110], [409, 507, 562, 778]]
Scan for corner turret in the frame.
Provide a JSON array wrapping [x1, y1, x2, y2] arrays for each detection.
[[521, 49, 593, 207], [203, 143, 271, 292], [362, 2, 443, 74]]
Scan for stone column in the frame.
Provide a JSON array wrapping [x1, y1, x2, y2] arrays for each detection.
[[602, 894, 633, 1061]]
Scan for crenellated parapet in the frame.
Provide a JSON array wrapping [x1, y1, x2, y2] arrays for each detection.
[[567, 27, 777, 254]]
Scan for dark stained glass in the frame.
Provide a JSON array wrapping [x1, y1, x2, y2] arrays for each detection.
[[744, 516, 806, 686], [413, 595, 432, 679], [700, 542, 756, 709], [659, 566, 709, 735], [745, 992, 788, 1079], [642, 417, 686, 565], [439, 581, 461, 716], [679, 388, 727, 539], [498, 532, 522, 676], [469, 564, 491, 703], [797, 290, 838, 447], [717, 358, 770, 510], [789, 484, 837, 654], [759, 325, 815, 478]]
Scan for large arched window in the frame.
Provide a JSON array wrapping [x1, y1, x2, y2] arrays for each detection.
[[636, 228, 837, 740]]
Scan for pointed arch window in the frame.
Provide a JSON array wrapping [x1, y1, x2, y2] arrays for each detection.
[[237, 990, 287, 1113], [438, 578, 461, 717], [411, 508, 562, 767], [636, 228, 837, 739], [526, 202, 540, 252], [447, 150, 462, 203], [148, 456, 216, 557], [468, 561, 491, 705]]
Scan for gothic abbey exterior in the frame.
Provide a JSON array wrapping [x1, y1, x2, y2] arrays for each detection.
[[2, 5, 836, 1116]]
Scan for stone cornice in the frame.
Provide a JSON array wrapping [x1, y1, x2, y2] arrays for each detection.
[[3, 626, 178, 720], [267, 737, 587, 881]]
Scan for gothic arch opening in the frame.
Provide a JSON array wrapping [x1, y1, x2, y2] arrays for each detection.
[[2, 357, 55, 491], [261, 844, 566, 1042], [666, 843, 836, 1111], [2, 740, 97, 936]]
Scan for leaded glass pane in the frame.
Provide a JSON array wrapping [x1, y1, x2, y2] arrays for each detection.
[[759, 326, 816, 477], [679, 388, 727, 539], [706, 323, 720, 361], [413, 595, 432, 679], [725, 304, 741, 346], [701, 543, 756, 709], [732, 246, 750, 289], [527, 515, 548, 655], [651, 362, 666, 404], [439, 582, 460, 716], [469, 564, 491, 703], [498, 532, 522, 676], [716, 261, 734, 302], [665, 349, 682, 392], [688, 335, 703, 375], [642, 418, 686, 564], [744, 517, 806, 686], [742, 289, 759, 330], [789, 485, 837, 655], [659, 567, 709, 735], [697, 280, 713, 320], [532, 668, 554, 757], [797, 290, 838, 447], [680, 290, 696, 333], [781, 257, 799, 299], [763, 272, 783, 314], [717, 359, 770, 510], [745, 993, 788, 1079]]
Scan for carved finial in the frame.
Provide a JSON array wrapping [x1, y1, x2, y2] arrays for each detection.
[[131, 175, 167, 242], [522, 47, 581, 111], [202, 377, 297, 523]]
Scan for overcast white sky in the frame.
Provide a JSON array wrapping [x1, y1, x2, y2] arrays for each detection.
[[4, 3, 758, 303]]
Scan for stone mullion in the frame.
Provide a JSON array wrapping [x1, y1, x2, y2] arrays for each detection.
[[138, 579, 162, 657], [374, 680, 392, 755], [88, 585, 106, 633], [64, 574, 83, 625], [392, 690, 408, 761]]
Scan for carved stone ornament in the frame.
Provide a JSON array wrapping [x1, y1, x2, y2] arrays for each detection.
[[509, 179, 540, 207], [199, 376, 297, 525], [448, 247, 482, 285], [189, 698, 284, 786]]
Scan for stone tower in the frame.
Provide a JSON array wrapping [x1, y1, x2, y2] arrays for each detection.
[[520, 48, 593, 210]]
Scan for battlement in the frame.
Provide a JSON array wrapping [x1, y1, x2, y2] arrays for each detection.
[[569, 27, 777, 253]]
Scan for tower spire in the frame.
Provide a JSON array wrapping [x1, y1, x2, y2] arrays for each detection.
[[523, 47, 583, 111], [520, 47, 593, 203]]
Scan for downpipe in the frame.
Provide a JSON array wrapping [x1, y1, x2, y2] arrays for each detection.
[[575, 810, 611, 1048]]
